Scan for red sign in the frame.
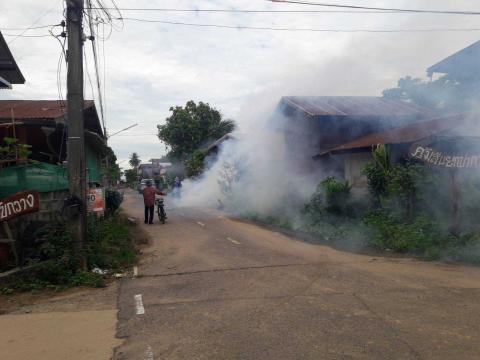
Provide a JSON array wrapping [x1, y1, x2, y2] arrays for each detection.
[[0, 190, 40, 222], [88, 188, 105, 213]]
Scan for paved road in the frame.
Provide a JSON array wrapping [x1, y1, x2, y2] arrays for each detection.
[[115, 190, 480, 360]]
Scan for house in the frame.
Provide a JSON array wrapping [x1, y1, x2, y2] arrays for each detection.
[[427, 40, 480, 80], [0, 100, 107, 198], [275, 96, 433, 175], [203, 133, 234, 159], [0, 31, 25, 89], [316, 113, 478, 192]]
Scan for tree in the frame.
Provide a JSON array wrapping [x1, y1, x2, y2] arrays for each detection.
[[124, 169, 137, 185], [129, 152, 141, 169], [157, 101, 235, 162], [383, 74, 480, 112], [102, 146, 121, 185]]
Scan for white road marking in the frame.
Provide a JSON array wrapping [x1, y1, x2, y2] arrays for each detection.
[[196, 221, 205, 227], [134, 294, 145, 315], [227, 237, 240, 245], [145, 345, 154, 360], [133, 266, 138, 277]]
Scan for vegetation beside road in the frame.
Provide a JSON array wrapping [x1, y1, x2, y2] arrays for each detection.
[[247, 145, 480, 264], [1, 213, 138, 294]]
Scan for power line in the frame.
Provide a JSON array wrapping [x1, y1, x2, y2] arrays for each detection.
[[87, 6, 480, 15], [87, 7, 401, 14], [2, 33, 53, 38], [7, 0, 61, 44], [86, 0, 106, 133], [0, 24, 61, 31], [118, 17, 480, 33], [268, 0, 480, 16]]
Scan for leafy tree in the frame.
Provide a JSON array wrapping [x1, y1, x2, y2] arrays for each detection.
[[383, 74, 480, 112], [124, 169, 137, 185], [184, 150, 206, 177], [102, 146, 121, 184], [157, 101, 235, 162], [129, 152, 141, 169]]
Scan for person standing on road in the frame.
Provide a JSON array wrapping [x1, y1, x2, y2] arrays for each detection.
[[172, 176, 182, 198], [142, 180, 166, 224]]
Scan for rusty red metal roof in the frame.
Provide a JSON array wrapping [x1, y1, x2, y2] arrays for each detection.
[[0, 100, 94, 119], [0, 100, 103, 136], [281, 96, 432, 117], [319, 113, 471, 155]]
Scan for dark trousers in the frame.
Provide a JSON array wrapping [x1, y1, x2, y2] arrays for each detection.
[[144, 205, 154, 224]]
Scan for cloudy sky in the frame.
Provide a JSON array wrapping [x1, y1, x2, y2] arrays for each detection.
[[1, 0, 480, 167]]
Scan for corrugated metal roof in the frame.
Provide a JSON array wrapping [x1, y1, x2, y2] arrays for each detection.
[[0, 31, 25, 86], [319, 113, 470, 155], [427, 40, 480, 76], [281, 96, 432, 117], [0, 100, 94, 119], [0, 100, 103, 136]]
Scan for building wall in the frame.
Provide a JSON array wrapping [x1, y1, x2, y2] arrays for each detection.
[[86, 143, 102, 184]]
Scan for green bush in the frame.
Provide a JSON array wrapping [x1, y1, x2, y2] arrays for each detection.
[[86, 214, 137, 270], [362, 209, 473, 258], [11, 215, 135, 292], [321, 177, 352, 215], [303, 177, 352, 218], [105, 189, 123, 216]]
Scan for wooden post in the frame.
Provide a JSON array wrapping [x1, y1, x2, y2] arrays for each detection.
[[450, 168, 461, 235], [66, 0, 87, 269]]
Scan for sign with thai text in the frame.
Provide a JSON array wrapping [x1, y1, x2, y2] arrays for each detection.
[[410, 144, 480, 168], [0, 190, 40, 222], [88, 188, 105, 212]]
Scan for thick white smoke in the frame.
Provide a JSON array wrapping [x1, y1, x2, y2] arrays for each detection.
[[173, 100, 323, 217]]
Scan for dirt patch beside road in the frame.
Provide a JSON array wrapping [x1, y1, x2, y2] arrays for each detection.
[[0, 280, 122, 359]]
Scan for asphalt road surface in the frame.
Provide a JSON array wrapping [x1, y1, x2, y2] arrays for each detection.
[[115, 190, 480, 360]]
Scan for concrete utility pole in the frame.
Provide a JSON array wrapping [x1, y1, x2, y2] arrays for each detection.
[[66, 0, 87, 268]]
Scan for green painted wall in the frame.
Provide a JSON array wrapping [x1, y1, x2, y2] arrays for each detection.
[[86, 143, 103, 184]]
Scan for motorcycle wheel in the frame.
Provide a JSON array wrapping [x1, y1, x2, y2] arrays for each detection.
[[158, 208, 166, 224]]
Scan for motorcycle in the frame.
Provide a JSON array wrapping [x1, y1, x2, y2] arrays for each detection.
[[155, 197, 167, 224]]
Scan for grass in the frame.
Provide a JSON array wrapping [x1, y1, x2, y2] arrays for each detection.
[[2, 214, 138, 293]]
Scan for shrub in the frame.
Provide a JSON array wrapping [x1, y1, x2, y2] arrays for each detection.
[[11, 215, 135, 292], [105, 189, 123, 216], [86, 214, 136, 270], [303, 177, 352, 218], [321, 177, 352, 215], [363, 209, 462, 257]]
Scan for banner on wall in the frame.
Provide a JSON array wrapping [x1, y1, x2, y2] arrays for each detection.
[[410, 143, 480, 168], [88, 188, 105, 212], [0, 190, 40, 222]]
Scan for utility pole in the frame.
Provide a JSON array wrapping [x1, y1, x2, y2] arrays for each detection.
[[66, 0, 87, 268]]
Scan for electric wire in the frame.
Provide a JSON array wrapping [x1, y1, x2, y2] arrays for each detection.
[[267, 0, 480, 16], [0, 24, 61, 31], [7, 0, 62, 44], [86, 0, 107, 134], [86, 6, 480, 16], [117, 17, 480, 33], [2, 33, 54, 38]]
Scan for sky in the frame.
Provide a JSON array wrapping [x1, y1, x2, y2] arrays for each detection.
[[1, 0, 480, 168]]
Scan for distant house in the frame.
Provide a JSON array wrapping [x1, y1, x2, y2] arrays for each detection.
[[0, 31, 25, 89], [427, 40, 480, 79], [0, 100, 107, 197]]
